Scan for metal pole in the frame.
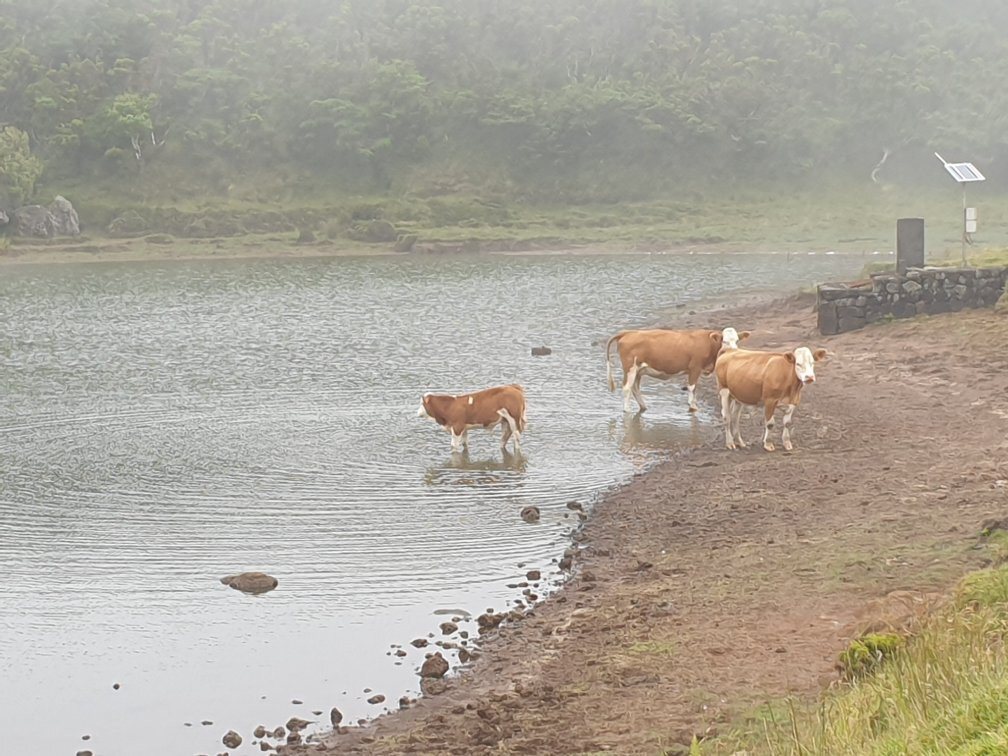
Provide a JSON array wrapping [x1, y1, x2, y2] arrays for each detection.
[[961, 183, 967, 264]]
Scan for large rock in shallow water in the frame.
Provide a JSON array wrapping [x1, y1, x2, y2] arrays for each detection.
[[49, 195, 80, 236], [14, 205, 56, 237], [220, 571, 278, 594]]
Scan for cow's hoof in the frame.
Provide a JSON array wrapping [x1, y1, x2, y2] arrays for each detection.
[[783, 443, 794, 451], [764, 443, 775, 452], [688, 406, 698, 413], [725, 442, 736, 450]]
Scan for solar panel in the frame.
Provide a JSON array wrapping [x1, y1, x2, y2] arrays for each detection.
[[942, 162, 986, 182]]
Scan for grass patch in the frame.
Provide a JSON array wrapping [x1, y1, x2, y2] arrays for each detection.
[[706, 564, 1008, 756], [626, 640, 677, 657]]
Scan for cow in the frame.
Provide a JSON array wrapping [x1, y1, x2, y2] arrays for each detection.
[[714, 346, 828, 451], [605, 327, 750, 413], [417, 384, 527, 453]]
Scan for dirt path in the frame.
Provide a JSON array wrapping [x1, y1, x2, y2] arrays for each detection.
[[284, 296, 1008, 756]]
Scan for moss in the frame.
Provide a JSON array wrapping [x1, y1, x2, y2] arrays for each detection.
[[626, 640, 677, 657], [838, 632, 905, 680]]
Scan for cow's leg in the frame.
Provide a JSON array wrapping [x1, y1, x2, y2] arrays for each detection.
[[762, 400, 779, 451], [686, 368, 701, 412], [450, 427, 464, 452], [720, 389, 735, 449], [730, 399, 747, 448], [624, 362, 646, 412], [781, 403, 796, 451], [498, 409, 520, 452]]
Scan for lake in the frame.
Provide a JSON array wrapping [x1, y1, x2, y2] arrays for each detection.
[[0, 249, 864, 755]]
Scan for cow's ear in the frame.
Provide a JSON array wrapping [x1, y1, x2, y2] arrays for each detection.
[[813, 348, 828, 362], [739, 331, 751, 341], [784, 352, 796, 364], [710, 331, 722, 342]]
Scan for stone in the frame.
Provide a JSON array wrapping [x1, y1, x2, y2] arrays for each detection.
[[420, 652, 449, 678], [411, 637, 428, 648], [13, 205, 56, 237], [439, 621, 458, 635], [253, 725, 267, 738], [286, 716, 310, 732], [220, 572, 278, 594], [330, 707, 343, 726], [222, 731, 242, 748], [530, 346, 552, 356], [48, 195, 80, 235], [525, 569, 541, 581], [367, 694, 385, 704], [394, 233, 418, 252], [520, 506, 540, 523]]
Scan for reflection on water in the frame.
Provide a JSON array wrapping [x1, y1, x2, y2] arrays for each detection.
[[424, 448, 529, 486], [0, 250, 861, 755]]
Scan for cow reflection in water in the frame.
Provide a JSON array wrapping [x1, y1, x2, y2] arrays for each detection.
[[610, 413, 702, 458], [423, 447, 527, 487]]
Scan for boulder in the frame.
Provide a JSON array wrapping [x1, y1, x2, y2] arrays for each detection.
[[14, 205, 56, 237], [219, 572, 278, 594], [49, 195, 80, 235]]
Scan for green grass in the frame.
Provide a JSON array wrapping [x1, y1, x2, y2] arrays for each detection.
[[707, 564, 1008, 756], [27, 178, 1008, 257]]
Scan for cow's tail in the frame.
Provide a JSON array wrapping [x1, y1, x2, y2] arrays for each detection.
[[605, 332, 625, 392], [511, 384, 528, 432]]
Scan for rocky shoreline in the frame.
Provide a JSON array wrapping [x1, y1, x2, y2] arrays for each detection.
[[264, 292, 1008, 755]]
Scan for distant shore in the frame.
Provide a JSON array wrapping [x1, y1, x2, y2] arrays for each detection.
[[0, 232, 895, 267]]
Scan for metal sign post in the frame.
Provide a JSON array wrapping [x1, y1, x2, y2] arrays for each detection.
[[934, 152, 985, 262]]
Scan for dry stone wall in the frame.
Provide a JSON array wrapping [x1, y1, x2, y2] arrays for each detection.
[[817, 266, 1008, 335]]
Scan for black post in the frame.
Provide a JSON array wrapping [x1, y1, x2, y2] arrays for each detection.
[[896, 218, 925, 275]]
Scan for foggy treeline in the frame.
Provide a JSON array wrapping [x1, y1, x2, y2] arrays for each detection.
[[2, 0, 1006, 205]]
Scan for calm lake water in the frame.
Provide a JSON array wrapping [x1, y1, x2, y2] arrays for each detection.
[[0, 250, 863, 755]]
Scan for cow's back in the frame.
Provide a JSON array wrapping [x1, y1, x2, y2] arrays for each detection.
[[618, 329, 715, 373]]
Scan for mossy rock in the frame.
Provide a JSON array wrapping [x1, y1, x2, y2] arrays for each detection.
[[838, 632, 905, 680], [995, 289, 1008, 313], [107, 210, 149, 237]]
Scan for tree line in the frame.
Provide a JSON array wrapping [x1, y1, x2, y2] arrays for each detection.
[[2, 0, 1006, 207]]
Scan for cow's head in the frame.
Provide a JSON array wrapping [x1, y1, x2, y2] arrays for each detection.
[[785, 347, 828, 384], [721, 327, 751, 350]]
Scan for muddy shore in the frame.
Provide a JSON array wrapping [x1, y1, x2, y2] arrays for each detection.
[[272, 293, 1008, 755]]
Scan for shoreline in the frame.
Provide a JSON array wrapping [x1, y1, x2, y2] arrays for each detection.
[[0, 233, 891, 267], [279, 292, 1008, 754]]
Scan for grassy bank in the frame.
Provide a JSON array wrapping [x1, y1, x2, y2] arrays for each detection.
[[706, 535, 1008, 756], [8, 181, 1008, 263]]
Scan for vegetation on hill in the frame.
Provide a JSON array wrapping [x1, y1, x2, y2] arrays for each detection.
[[2, 0, 1007, 215]]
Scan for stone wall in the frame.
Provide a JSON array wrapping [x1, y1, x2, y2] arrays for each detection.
[[817, 266, 1008, 335]]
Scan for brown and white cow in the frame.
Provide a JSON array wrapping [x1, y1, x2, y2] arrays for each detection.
[[714, 346, 828, 451], [605, 327, 750, 413], [417, 384, 527, 453]]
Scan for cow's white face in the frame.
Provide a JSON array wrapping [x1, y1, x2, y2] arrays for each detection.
[[721, 327, 751, 350], [792, 347, 818, 384]]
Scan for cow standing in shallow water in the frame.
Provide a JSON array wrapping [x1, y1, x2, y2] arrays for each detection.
[[417, 384, 527, 453], [715, 346, 827, 451], [605, 327, 749, 413]]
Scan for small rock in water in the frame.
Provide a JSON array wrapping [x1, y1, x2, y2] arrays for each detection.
[[222, 730, 242, 748], [291, 698, 302, 704], [395, 649, 407, 657], [399, 696, 411, 709], [253, 725, 267, 738], [81, 735, 91, 741], [531, 346, 552, 356], [330, 707, 343, 726], [367, 694, 385, 704], [286, 716, 310, 732], [272, 726, 286, 738], [410, 638, 428, 648], [439, 621, 458, 635], [420, 652, 449, 678], [112, 682, 120, 690], [76, 752, 93, 756], [201, 720, 213, 725], [219, 572, 278, 594], [525, 569, 541, 581], [520, 506, 540, 523]]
